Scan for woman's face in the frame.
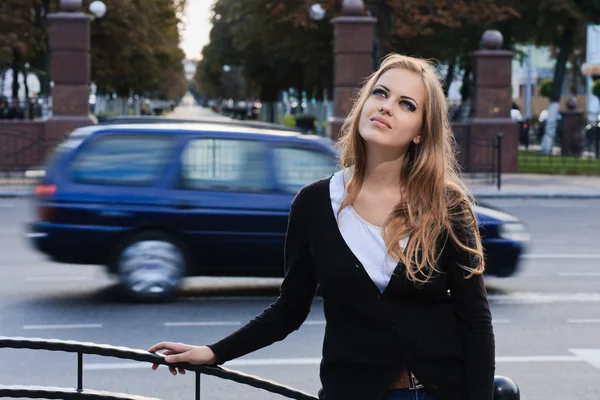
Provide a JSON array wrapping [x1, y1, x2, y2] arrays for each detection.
[[358, 67, 425, 153]]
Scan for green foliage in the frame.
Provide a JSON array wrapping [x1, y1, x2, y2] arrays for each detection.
[[538, 78, 553, 98], [592, 79, 600, 100], [0, 0, 188, 100]]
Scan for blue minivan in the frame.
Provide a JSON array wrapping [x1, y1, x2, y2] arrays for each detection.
[[27, 123, 528, 301]]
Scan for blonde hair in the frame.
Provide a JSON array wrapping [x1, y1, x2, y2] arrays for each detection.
[[337, 53, 484, 283]]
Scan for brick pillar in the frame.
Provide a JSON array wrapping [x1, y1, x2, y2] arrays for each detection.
[[561, 97, 585, 156], [328, 0, 376, 141], [45, 0, 94, 143], [469, 30, 518, 173]]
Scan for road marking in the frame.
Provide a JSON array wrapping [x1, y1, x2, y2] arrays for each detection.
[[488, 292, 600, 304], [0, 204, 14, 208], [559, 272, 600, 277], [570, 349, 600, 369], [493, 319, 511, 324], [23, 324, 103, 330], [523, 254, 600, 259], [26, 277, 94, 282], [496, 355, 579, 363], [164, 321, 241, 327], [568, 319, 600, 324], [84, 350, 600, 371]]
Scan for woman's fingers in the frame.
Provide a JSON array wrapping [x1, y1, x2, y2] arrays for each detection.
[[148, 341, 192, 354]]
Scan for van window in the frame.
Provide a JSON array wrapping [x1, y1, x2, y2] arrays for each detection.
[[69, 135, 175, 186], [273, 146, 338, 193], [181, 138, 269, 192]]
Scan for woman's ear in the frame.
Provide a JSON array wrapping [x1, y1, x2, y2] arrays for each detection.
[[413, 134, 421, 144]]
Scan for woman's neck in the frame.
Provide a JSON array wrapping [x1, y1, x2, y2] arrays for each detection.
[[362, 148, 405, 191]]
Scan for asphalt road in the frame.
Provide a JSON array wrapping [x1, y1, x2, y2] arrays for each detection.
[[0, 198, 599, 400]]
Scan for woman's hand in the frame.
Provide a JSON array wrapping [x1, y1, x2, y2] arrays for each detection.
[[148, 342, 217, 376]]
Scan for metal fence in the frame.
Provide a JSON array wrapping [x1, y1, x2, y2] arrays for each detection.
[[455, 130, 503, 190], [519, 116, 600, 175], [0, 123, 49, 189]]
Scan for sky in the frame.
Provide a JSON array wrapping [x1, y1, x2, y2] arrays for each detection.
[[180, 0, 215, 60]]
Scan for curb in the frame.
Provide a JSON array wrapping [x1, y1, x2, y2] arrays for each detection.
[[0, 190, 33, 199], [472, 192, 600, 199]]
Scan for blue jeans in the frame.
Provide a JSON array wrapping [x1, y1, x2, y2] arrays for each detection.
[[384, 388, 435, 400]]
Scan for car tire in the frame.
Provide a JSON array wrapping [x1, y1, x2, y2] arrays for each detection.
[[114, 231, 188, 302]]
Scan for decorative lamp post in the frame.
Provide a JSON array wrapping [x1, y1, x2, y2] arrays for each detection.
[[89, 1, 107, 19]]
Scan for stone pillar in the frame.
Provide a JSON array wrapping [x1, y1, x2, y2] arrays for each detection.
[[560, 97, 584, 156], [45, 0, 94, 143], [328, 0, 376, 140], [469, 30, 518, 173]]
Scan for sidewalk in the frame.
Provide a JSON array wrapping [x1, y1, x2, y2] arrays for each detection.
[[165, 102, 230, 120], [467, 174, 600, 199]]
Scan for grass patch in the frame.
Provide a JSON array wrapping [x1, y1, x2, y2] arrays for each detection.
[[518, 150, 600, 175]]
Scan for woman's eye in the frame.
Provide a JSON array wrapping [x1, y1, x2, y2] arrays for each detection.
[[400, 101, 416, 112], [372, 88, 387, 97]]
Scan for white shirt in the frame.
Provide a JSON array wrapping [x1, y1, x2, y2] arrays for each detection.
[[330, 170, 409, 293]]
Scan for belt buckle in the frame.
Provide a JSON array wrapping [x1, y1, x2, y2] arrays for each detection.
[[408, 373, 424, 391], [408, 383, 424, 391]]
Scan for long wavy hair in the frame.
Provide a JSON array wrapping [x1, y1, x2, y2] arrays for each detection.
[[337, 53, 484, 283]]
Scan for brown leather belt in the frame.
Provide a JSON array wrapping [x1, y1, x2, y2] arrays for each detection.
[[389, 369, 424, 390]]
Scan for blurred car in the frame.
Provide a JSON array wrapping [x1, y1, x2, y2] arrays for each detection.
[[26, 123, 528, 301]]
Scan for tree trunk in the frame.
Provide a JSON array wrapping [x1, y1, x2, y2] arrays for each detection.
[[444, 60, 456, 97], [11, 62, 20, 100], [541, 23, 574, 155]]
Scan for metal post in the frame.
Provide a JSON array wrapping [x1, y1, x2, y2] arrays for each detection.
[[195, 372, 201, 400], [595, 126, 600, 159], [525, 45, 533, 121], [497, 132, 503, 191], [77, 352, 83, 392]]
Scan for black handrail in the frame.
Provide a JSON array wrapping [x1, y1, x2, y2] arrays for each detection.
[[0, 336, 318, 400], [0, 385, 161, 400], [0, 336, 520, 400]]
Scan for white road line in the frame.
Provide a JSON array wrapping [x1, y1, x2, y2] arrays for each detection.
[[496, 355, 579, 363], [488, 292, 600, 304], [26, 277, 94, 282], [164, 321, 241, 327], [559, 272, 600, 277], [23, 324, 103, 330], [0, 204, 14, 208], [492, 319, 511, 324], [568, 319, 600, 324], [523, 254, 600, 259]]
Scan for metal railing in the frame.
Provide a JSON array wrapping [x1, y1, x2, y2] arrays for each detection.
[[455, 130, 503, 190], [0, 336, 520, 400], [0, 336, 318, 400]]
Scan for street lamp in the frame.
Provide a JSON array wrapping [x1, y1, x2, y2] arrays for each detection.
[[309, 4, 326, 21], [89, 1, 107, 19]]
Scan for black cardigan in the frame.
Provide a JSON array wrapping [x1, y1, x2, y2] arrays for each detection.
[[208, 177, 495, 400]]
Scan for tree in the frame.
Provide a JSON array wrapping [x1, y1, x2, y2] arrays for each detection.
[[505, 0, 600, 154], [196, 0, 334, 111], [264, 0, 521, 105], [0, 0, 47, 99], [83, 0, 188, 99]]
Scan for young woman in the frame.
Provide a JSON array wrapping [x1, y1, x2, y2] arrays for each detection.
[[149, 53, 495, 400]]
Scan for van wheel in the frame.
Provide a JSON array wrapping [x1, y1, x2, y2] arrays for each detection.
[[114, 231, 188, 302]]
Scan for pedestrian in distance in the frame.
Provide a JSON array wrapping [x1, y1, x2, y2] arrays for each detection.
[[149, 53, 495, 400]]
